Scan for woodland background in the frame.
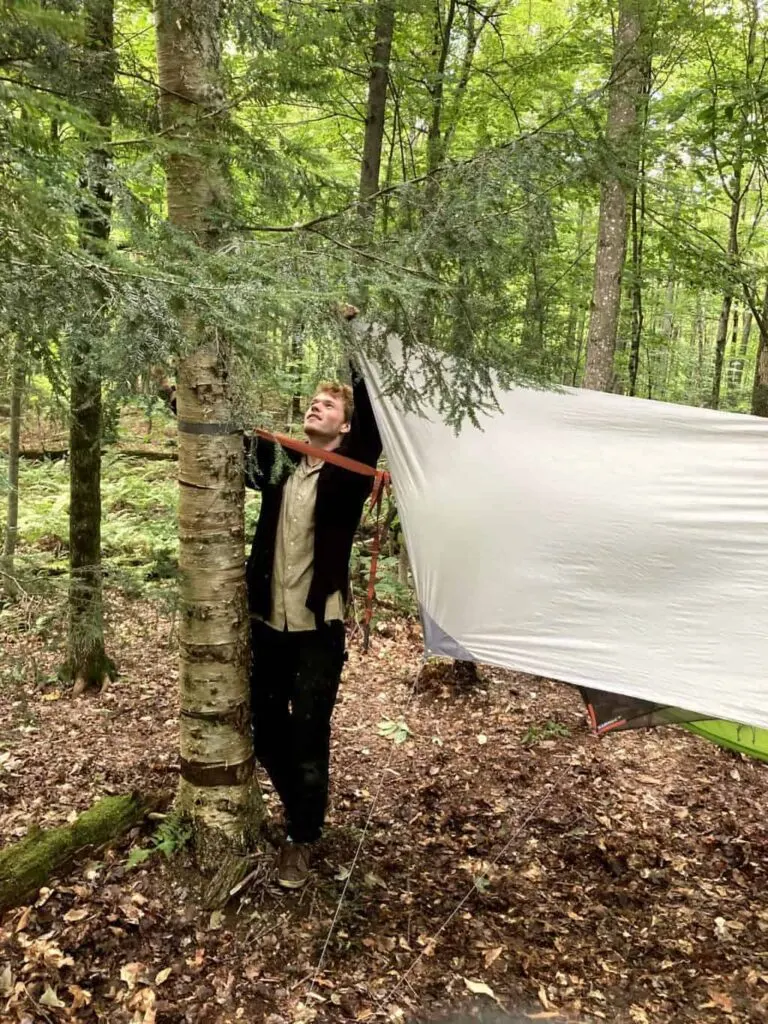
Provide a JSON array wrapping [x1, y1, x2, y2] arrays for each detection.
[[2, 1, 768, 1022]]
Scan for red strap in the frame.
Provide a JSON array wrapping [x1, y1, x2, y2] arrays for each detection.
[[254, 428, 389, 484], [362, 474, 390, 653], [253, 427, 391, 647]]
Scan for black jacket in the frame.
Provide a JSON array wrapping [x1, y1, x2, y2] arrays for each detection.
[[245, 365, 382, 624]]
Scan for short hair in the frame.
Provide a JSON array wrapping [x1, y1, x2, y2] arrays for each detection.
[[314, 382, 354, 423]]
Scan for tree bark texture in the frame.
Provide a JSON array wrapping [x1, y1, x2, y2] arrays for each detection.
[[582, 0, 644, 392], [628, 184, 643, 396], [710, 183, 741, 409], [358, 0, 395, 226], [627, 55, 651, 397], [2, 337, 24, 596], [68, 0, 116, 691], [751, 285, 768, 417], [155, 0, 261, 865]]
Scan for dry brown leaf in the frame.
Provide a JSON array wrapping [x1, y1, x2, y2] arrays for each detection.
[[35, 888, 52, 907], [483, 946, 504, 969], [155, 967, 171, 986], [464, 977, 495, 999], [706, 991, 734, 1013], [120, 962, 145, 990], [39, 985, 66, 1009], [63, 907, 89, 923], [0, 964, 13, 997], [522, 862, 543, 881], [35, 941, 74, 970], [15, 906, 32, 932], [629, 1007, 650, 1023], [68, 985, 92, 1010]]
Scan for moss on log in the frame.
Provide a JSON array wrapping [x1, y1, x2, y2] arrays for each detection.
[[0, 792, 149, 913]]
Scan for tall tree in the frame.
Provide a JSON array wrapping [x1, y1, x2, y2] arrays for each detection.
[[627, 55, 652, 396], [68, 0, 116, 693], [1, 337, 24, 598], [155, 0, 261, 870], [582, 0, 645, 391], [358, 0, 396, 226], [749, 285, 768, 417], [708, 0, 759, 409]]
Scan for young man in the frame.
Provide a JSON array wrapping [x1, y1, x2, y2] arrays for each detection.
[[245, 357, 382, 888]]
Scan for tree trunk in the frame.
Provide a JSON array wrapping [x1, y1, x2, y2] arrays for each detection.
[[2, 337, 24, 598], [426, 0, 457, 184], [731, 308, 753, 391], [289, 328, 303, 425], [564, 205, 586, 384], [710, 185, 742, 409], [627, 55, 651, 397], [628, 184, 644, 395], [155, 0, 261, 868], [582, 0, 644, 392], [358, 0, 395, 226], [726, 302, 740, 396], [68, 0, 116, 693], [397, 536, 409, 587], [751, 285, 768, 417]]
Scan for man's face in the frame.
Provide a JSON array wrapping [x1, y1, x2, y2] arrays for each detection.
[[304, 390, 350, 443]]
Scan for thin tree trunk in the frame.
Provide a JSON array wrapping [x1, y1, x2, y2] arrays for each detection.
[[289, 328, 303, 425], [571, 306, 588, 386], [731, 308, 753, 391], [68, 0, 116, 693], [628, 55, 651, 396], [397, 539, 409, 587], [751, 284, 768, 417], [564, 205, 586, 384], [726, 301, 740, 396], [710, 184, 742, 409], [426, 0, 457, 184], [2, 337, 24, 597], [155, 0, 261, 868], [628, 184, 644, 395], [358, 0, 395, 226], [582, 0, 644, 392]]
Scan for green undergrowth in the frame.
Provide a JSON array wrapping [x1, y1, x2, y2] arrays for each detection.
[[0, 451, 263, 602], [125, 813, 192, 870]]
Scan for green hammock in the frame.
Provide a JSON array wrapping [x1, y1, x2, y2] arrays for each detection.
[[682, 719, 768, 763]]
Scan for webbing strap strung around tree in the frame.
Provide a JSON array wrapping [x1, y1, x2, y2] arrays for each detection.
[[253, 428, 391, 646]]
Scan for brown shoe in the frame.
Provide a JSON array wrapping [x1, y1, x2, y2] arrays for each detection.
[[277, 841, 311, 889]]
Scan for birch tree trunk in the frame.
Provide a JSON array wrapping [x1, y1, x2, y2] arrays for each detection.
[[155, 0, 261, 868], [68, 0, 116, 693], [2, 337, 24, 598], [582, 0, 644, 391]]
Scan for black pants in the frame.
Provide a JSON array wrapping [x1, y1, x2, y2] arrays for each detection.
[[250, 619, 345, 844]]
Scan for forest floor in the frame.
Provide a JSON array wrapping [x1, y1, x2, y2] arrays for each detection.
[[2, 591, 768, 1024], [2, 409, 768, 1024]]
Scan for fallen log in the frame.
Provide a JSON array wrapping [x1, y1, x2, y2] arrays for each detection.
[[0, 791, 152, 914], [18, 447, 177, 462]]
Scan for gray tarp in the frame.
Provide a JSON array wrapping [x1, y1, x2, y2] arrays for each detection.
[[358, 344, 768, 731]]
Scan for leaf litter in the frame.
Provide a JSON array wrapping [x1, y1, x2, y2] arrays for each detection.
[[1, 593, 768, 1022]]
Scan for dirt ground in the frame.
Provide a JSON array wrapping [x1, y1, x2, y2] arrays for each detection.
[[1, 594, 768, 1024]]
